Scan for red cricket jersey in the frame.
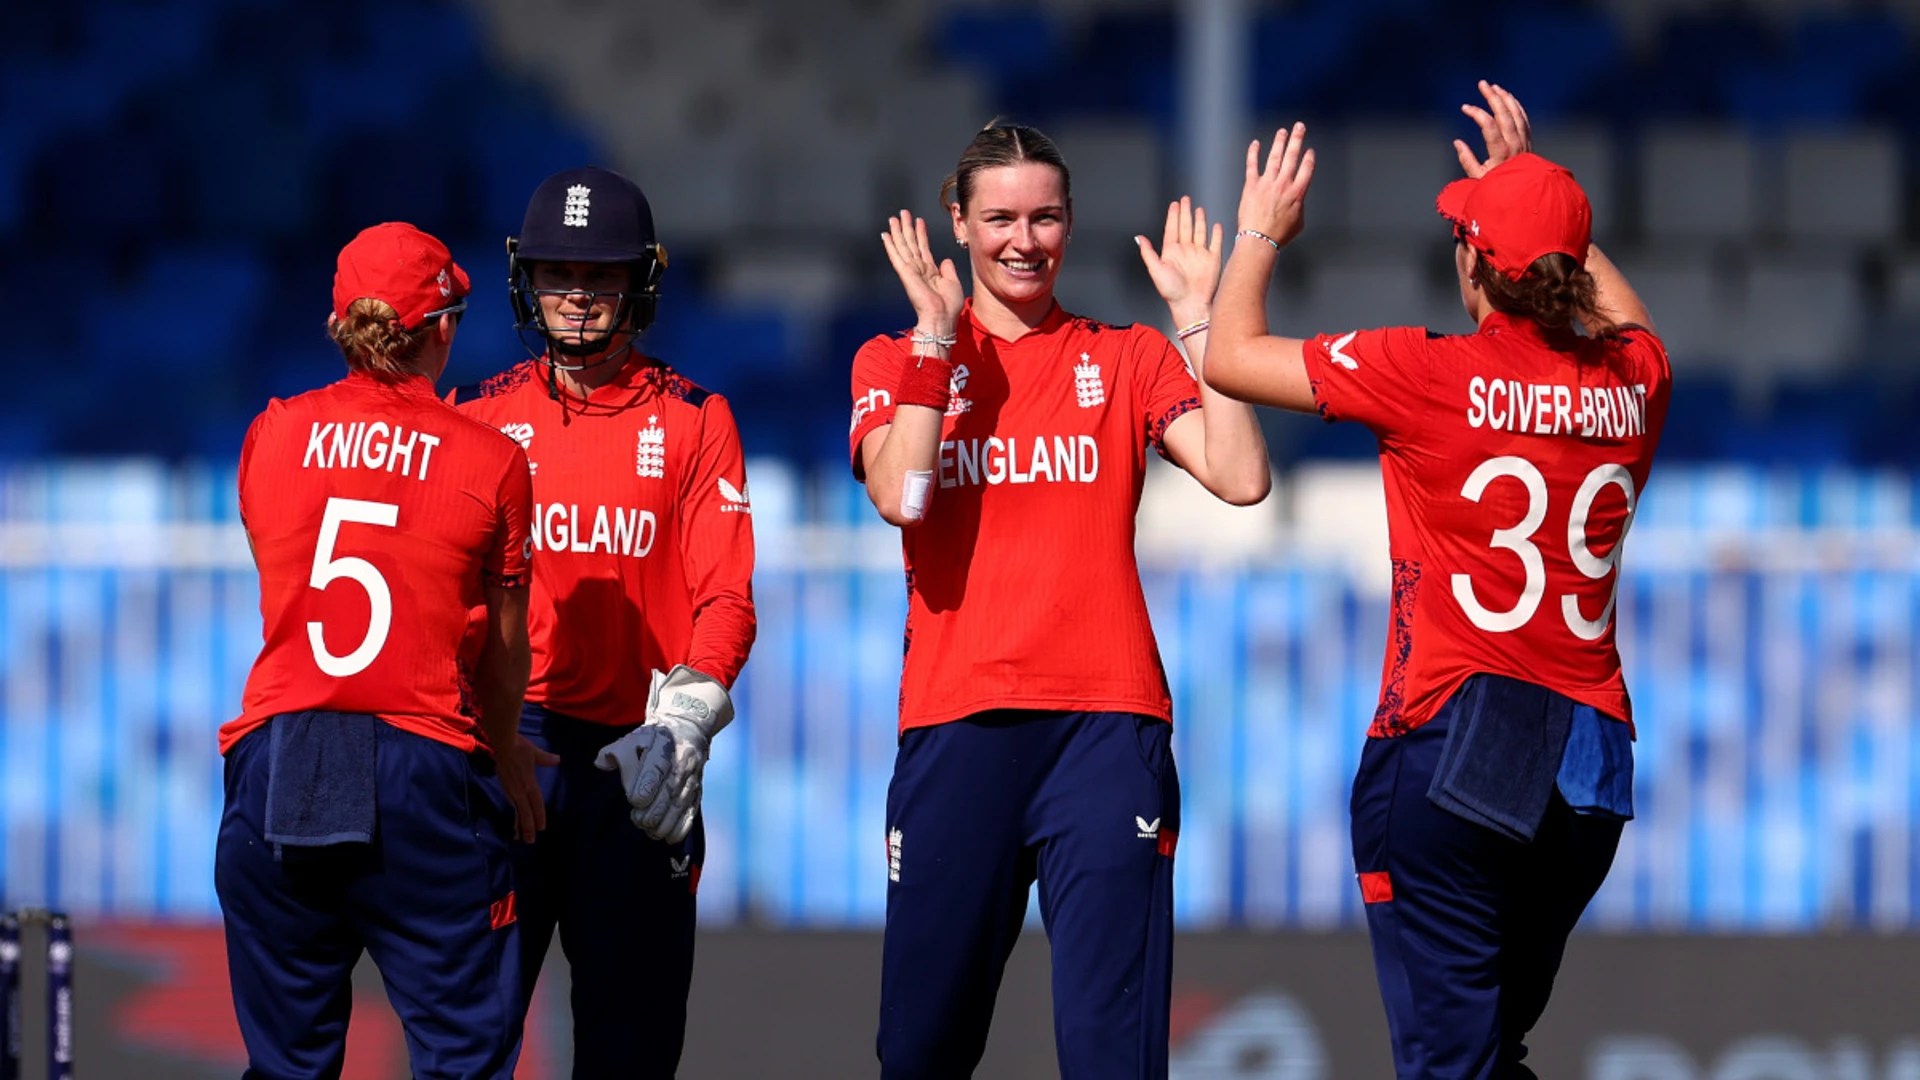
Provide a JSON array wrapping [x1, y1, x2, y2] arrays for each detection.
[[224, 371, 534, 755], [849, 301, 1202, 733], [453, 354, 756, 723], [1304, 312, 1671, 736]]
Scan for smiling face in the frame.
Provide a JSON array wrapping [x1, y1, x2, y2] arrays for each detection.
[[530, 260, 633, 352], [950, 162, 1071, 311]]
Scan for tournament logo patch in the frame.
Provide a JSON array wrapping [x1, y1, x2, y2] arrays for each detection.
[[947, 364, 973, 416], [501, 422, 538, 475]]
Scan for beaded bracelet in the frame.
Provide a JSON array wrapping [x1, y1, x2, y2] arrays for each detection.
[[1175, 319, 1210, 341], [910, 329, 958, 349], [1236, 228, 1282, 252]]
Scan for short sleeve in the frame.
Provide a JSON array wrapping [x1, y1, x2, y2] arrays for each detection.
[[1303, 326, 1434, 442], [1132, 329, 1202, 458], [1617, 326, 1672, 386], [849, 334, 907, 478], [1614, 326, 1673, 444], [235, 399, 283, 533], [483, 444, 534, 589]]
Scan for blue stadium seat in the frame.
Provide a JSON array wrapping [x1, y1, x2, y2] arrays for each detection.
[[1796, 13, 1907, 84], [1731, 14, 1912, 126], [0, 61, 133, 144], [257, 342, 349, 406], [1493, 12, 1620, 119], [995, 12, 1178, 130], [301, 63, 443, 139], [0, 5, 81, 64], [318, 128, 475, 242], [1251, 8, 1357, 113], [935, 9, 1061, 86], [1631, 12, 1784, 120], [828, 301, 914, 372], [91, 248, 267, 370], [361, 3, 484, 83], [1294, 419, 1380, 461], [28, 122, 186, 249], [466, 119, 601, 242], [85, 2, 213, 84], [1656, 377, 1739, 463], [647, 301, 792, 386]]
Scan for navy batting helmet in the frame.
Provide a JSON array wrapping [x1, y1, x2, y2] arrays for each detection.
[[507, 166, 668, 366]]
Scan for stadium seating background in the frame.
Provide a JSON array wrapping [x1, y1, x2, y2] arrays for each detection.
[[10, 1, 1920, 1074], [4, 0, 1920, 925]]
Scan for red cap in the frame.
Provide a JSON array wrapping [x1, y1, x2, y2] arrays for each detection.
[[1435, 152, 1592, 280], [332, 222, 471, 330]]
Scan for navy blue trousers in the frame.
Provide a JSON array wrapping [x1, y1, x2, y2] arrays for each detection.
[[215, 721, 522, 1080], [877, 710, 1180, 1080], [509, 704, 703, 1080], [1351, 704, 1623, 1079]]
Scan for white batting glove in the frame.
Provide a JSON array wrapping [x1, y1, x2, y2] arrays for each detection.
[[630, 665, 734, 844], [593, 723, 673, 816]]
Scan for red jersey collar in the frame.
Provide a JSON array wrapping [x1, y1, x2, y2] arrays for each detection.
[[540, 350, 674, 405], [345, 369, 441, 400], [962, 297, 1069, 345], [1477, 310, 1579, 349]]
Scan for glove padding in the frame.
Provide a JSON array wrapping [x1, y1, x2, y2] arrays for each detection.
[[593, 723, 673, 818], [628, 665, 734, 844]]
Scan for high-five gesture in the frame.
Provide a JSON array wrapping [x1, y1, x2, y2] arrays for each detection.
[[1236, 122, 1317, 251], [1453, 80, 1533, 179], [880, 210, 965, 336], [1136, 196, 1223, 324]]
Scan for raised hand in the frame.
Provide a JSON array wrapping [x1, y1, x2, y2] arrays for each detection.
[[1453, 80, 1533, 179], [880, 210, 965, 336], [1236, 122, 1317, 250], [1137, 197, 1223, 320]]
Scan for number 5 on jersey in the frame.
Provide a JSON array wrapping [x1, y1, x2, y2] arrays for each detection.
[[308, 497, 399, 677], [1453, 457, 1635, 640]]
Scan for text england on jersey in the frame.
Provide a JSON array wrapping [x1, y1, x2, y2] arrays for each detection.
[[533, 503, 657, 558], [936, 435, 1100, 489]]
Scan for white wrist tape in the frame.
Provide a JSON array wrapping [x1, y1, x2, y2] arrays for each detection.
[[900, 469, 934, 522]]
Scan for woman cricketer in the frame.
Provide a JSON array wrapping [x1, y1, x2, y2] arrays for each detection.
[[851, 121, 1271, 1079], [1206, 84, 1669, 1079], [453, 166, 756, 1078], [218, 222, 549, 1079]]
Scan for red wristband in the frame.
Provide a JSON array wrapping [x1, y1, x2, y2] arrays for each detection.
[[895, 351, 954, 411]]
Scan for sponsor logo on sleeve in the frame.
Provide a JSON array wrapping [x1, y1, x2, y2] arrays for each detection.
[[851, 387, 892, 435], [1136, 816, 1160, 838], [1328, 331, 1359, 371], [718, 477, 751, 513]]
